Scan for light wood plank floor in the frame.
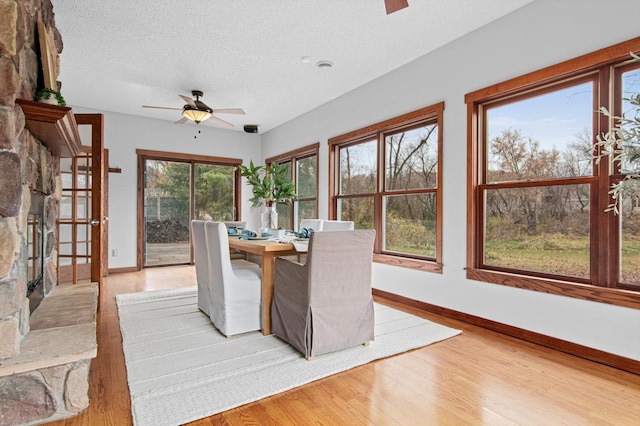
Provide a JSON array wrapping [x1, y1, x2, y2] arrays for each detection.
[[46, 265, 640, 425]]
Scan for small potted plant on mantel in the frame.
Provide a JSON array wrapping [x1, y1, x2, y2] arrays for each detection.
[[35, 88, 66, 106], [237, 161, 297, 234]]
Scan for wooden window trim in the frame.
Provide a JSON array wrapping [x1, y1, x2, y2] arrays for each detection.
[[465, 37, 640, 105], [466, 268, 640, 310], [328, 103, 444, 272], [265, 142, 319, 165], [135, 148, 242, 165], [265, 143, 319, 229], [136, 149, 243, 270], [466, 37, 640, 309]]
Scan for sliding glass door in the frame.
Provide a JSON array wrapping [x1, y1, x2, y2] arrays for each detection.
[[144, 159, 191, 266], [138, 150, 241, 267], [194, 163, 236, 221]]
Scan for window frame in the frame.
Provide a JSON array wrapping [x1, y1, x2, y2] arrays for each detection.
[[329, 103, 444, 273], [465, 37, 640, 309], [136, 149, 243, 269], [265, 143, 319, 230]]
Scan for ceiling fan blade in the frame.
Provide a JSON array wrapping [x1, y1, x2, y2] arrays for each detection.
[[211, 108, 246, 115], [385, 0, 408, 14], [196, 100, 213, 111], [174, 117, 189, 124], [142, 105, 182, 110], [210, 115, 235, 129], [179, 94, 197, 108]]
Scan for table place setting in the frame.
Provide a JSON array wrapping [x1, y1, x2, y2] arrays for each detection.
[[227, 226, 270, 241], [274, 227, 316, 252], [225, 224, 316, 254], [227, 225, 315, 248]]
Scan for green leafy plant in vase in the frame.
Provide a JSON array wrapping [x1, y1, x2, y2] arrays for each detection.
[[237, 161, 297, 232]]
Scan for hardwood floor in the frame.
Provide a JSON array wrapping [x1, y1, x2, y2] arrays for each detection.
[[47, 265, 640, 425]]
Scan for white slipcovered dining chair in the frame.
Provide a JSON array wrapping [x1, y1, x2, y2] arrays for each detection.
[[191, 220, 212, 317], [321, 220, 354, 231], [191, 220, 263, 336], [299, 219, 323, 232]]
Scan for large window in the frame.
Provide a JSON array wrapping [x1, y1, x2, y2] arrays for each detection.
[[466, 38, 640, 308], [329, 103, 443, 272], [137, 149, 241, 268], [266, 143, 319, 230]]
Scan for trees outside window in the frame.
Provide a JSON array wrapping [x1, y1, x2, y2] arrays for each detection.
[[137, 149, 241, 267], [619, 66, 640, 285], [295, 155, 318, 227], [466, 38, 640, 308], [329, 103, 443, 272], [483, 81, 594, 279]]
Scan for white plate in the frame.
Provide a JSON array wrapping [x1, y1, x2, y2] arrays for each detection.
[[247, 236, 269, 240]]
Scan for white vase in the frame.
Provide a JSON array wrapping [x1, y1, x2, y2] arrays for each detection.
[[260, 204, 278, 234], [38, 97, 58, 105]]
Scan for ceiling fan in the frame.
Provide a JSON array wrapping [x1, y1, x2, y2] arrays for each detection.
[[385, 0, 409, 14], [142, 90, 245, 128]]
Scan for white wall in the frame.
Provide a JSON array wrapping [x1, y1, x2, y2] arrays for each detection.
[[72, 108, 263, 270], [261, 0, 640, 360]]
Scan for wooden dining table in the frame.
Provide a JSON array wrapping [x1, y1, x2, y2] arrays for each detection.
[[228, 238, 298, 335]]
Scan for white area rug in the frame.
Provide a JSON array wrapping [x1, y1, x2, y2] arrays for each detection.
[[116, 287, 461, 426]]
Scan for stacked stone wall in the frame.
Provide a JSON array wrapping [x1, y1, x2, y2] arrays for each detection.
[[0, 360, 90, 425], [0, 0, 61, 359], [0, 1, 93, 424]]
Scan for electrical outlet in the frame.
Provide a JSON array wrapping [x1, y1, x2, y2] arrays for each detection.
[[112, 249, 119, 257]]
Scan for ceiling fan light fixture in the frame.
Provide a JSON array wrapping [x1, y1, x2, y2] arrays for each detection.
[[182, 106, 212, 124]]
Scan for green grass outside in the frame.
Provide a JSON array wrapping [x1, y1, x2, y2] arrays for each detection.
[[385, 232, 639, 284], [486, 233, 640, 283], [385, 243, 435, 258]]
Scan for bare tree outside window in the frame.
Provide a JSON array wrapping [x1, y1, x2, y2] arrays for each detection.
[[330, 103, 443, 270], [337, 121, 440, 258], [482, 82, 596, 277], [470, 55, 640, 292]]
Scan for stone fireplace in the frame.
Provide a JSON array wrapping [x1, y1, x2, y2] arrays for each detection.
[[0, 1, 97, 424], [26, 192, 43, 309], [26, 190, 46, 313]]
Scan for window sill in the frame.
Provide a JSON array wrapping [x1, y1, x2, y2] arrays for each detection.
[[466, 268, 640, 310], [374, 254, 442, 273]]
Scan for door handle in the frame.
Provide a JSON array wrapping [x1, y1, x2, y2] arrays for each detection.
[[89, 219, 100, 226]]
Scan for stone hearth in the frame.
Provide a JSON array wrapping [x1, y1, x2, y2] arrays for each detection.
[[0, 282, 97, 425], [0, 1, 97, 424]]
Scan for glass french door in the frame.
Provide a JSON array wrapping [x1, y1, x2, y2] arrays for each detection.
[[58, 114, 107, 285], [58, 142, 108, 282], [141, 155, 238, 267], [58, 149, 92, 282]]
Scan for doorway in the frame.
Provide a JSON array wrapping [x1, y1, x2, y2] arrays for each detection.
[[137, 149, 242, 268], [58, 114, 106, 285]]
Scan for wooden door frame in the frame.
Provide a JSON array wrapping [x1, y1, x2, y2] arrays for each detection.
[[136, 149, 243, 270], [74, 114, 105, 285]]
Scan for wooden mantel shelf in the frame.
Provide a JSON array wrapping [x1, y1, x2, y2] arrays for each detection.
[[16, 99, 82, 158]]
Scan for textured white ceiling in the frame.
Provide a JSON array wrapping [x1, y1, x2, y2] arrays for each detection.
[[51, 0, 532, 133]]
